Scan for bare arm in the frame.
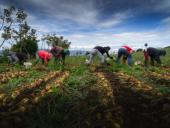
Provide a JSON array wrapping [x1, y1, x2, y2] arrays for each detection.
[[106, 51, 113, 59]]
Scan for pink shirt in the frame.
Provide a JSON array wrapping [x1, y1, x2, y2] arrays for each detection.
[[121, 46, 133, 54], [38, 50, 52, 64]]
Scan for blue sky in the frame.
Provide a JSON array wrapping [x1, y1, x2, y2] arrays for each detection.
[[0, 0, 170, 50]]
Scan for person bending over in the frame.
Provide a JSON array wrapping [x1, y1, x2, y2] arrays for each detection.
[[38, 50, 52, 65], [8, 52, 27, 65], [146, 47, 166, 66], [50, 44, 69, 65], [85, 46, 113, 65], [116, 45, 133, 66]]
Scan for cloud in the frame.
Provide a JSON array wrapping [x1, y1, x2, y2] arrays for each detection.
[[66, 29, 170, 50], [98, 11, 132, 28], [162, 17, 170, 25], [0, 0, 170, 50], [155, 0, 170, 12]]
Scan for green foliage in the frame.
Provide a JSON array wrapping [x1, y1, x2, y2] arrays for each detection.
[[161, 47, 170, 66], [11, 37, 38, 57], [0, 6, 28, 48], [0, 55, 8, 63], [42, 34, 71, 48], [0, 49, 10, 63]]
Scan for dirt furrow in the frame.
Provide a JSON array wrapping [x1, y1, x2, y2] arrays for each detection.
[[102, 71, 170, 128]]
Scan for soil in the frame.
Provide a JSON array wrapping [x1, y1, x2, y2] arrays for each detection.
[[94, 67, 170, 128]]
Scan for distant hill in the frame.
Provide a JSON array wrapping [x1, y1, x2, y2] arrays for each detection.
[[69, 50, 87, 56], [164, 46, 170, 49]]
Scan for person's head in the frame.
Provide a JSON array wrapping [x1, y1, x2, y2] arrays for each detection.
[[104, 46, 111, 51], [144, 43, 148, 47]]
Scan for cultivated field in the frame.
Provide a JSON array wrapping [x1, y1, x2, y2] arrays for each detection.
[[0, 48, 170, 128]]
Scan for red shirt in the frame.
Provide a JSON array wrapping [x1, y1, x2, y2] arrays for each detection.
[[121, 46, 133, 54], [144, 51, 149, 60], [38, 50, 52, 64]]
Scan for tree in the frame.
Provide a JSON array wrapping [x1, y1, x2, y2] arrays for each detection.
[[11, 22, 38, 57], [42, 34, 71, 49], [0, 6, 39, 57], [1, 7, 39, 57], [0, 6, 15, 48]]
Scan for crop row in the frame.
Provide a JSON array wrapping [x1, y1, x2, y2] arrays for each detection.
[[0, 71, 61, 108], [0, 71, 28, 83], [12, 71, 70, 113], [0, 71, 70, 114], [94, 72, 123, 128], [146, 72, 170, 85], [116, 72, 162, 96]]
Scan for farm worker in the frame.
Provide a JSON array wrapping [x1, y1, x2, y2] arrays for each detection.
[[38, 50, 52, 65], [50, 44, 69, 65], [143, 43, 149, 66], [7, 52, 27, 65], [85, 46, 113, 65], [146, 47, 166, 66], [116, 45, 134, 66]]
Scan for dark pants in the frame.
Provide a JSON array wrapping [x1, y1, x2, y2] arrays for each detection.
[[116, 48, 132, 66]]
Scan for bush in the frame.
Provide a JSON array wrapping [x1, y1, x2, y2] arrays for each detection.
[[0, 49, 10, 63], [11, 37, 38, 57]]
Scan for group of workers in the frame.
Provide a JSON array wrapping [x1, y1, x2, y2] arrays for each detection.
[[7, 44, 69, 66], [85, 44, 166, 66], [7, 43, 166, 67], [37, 44, 69, 65]]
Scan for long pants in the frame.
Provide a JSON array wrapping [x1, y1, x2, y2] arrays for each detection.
[[144, 51, 149, 66], [150, 55, 161, 66], [86, 49, 105, 64], [116, 48, 132, 66], [8, 54, 19, 64]]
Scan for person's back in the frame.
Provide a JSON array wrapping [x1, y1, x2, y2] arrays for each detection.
[[116, 45, 133, 66], [147, 47, 157, 57], [121, 45, 133, 54], [94, 46, 106, 54], [147, 47, 166, 65], [16, 52, 28, 64], [51, 45, 64, 55], [147, 47, 166, 57], [38, 50, 52, 64], [38, 50, 50, 58]]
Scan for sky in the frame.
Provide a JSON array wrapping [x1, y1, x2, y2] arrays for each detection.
[[0, 0, 170, 51]]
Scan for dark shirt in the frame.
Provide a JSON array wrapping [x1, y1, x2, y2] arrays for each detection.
[[16, 53, 27, 61], [147, 47, 166, 58], [94, 46, 112, 58]]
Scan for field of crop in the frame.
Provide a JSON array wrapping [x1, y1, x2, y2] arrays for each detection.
[[0, 48, 170, 128]]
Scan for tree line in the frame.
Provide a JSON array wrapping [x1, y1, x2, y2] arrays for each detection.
[[0, 6, 71, 57]]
